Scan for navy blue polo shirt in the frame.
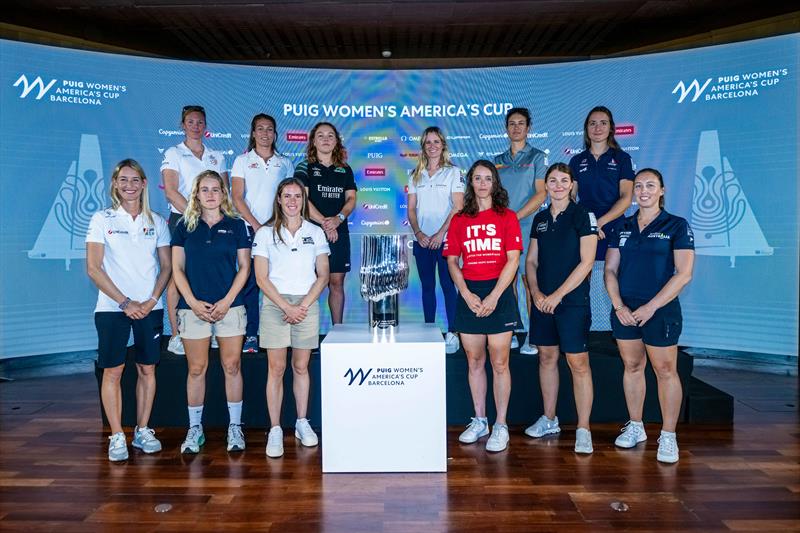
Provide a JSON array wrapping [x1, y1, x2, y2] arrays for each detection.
[[607, 210, 694, 301], [531, 201, 598, 306], [569, 147, 634, 260], [171, 215, 251, 309]]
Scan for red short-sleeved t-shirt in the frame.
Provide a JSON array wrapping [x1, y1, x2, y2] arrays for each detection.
[[443, 207, 523, 281]]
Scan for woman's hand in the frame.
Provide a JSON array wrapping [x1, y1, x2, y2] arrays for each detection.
[[540, 292, 562, 314], [190, 299, 215, 322], [631, 303, 656, 326], [325, 227, 339, 243], [322, 216, 341, 232], [463, 291, 482, 315], [615, 305, 637, 326], [126, 299, 155, 320], [477, 292, 499, 318], [532, 290, 547, 312], [428, 230, 444, 249], [210, 297, 233, 322], [282, 304, 308, 324], [416, 231, 431, 248]]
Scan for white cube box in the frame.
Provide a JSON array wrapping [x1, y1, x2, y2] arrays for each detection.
[[320, 323, 447, 473]]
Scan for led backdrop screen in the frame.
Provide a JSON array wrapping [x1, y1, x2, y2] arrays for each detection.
[[1, 35, 797, 359]]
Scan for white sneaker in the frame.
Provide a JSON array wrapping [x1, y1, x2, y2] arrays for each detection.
[[226, 423, 246, 452], [132, 426, 162, 453], [657, 432, 679, 463], [485, 424, 509, 452], [445, 332, 460, 354], [574, 427, 593, 454], [520, 343, 538, 355], [108, 432, 128, 462], [167, 334, 185, 355], [615, 420, 647, 449], [181, 425, 205, 454], [510, 335, 520, 350], [266, 426, 284, 458], [458, 417, 489, 444], [525, 415, 561, 438], [295, 418, 319, 447]]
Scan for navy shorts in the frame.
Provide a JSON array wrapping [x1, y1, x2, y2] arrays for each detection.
[[530, 304, 591, 354], [95, 310, 164, 368], [328, 230, 351, 273], [611, 297, 682, 347], [455, 279, 518, 335]]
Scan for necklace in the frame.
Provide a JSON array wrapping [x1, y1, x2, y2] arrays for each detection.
[[638, 210, 661, 228]]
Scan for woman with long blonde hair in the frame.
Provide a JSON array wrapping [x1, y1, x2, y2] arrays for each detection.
[[407, 126, 464, 354], [86, 159, 171, 461], [171, 170, 252, 455]]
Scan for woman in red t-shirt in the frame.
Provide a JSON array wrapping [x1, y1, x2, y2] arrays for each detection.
[[444, 159, 523, 453]]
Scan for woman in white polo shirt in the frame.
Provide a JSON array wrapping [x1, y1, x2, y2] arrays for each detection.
[[252, 177, 330, 458], [161, 105, 228, 355], [86, 159, 171, 462], [232, 114, 295, 354], [407, 126, 464, 354]]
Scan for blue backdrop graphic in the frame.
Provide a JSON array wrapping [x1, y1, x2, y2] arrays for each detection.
[[1, 35, 797, 358]]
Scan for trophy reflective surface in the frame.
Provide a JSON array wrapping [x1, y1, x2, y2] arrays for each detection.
[[359, 235, 409, 340]]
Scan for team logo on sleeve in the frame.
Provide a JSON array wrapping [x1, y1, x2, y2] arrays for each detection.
[[686, 225, 694, 243], [588, 212, 598, 231]]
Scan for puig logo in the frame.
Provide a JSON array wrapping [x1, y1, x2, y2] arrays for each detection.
[[344, 368, 372, 386], [672, 79, 712, 103], [14, 74, 57, 100]]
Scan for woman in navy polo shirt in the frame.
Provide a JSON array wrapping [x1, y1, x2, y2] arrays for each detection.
[[253, 178, 330, 458], [604, 168, 695, 464], [232, 113, 295, 353], [407, 126, 464, 355], [87, 159, 171, 462], [525, 163, 598, 453], [568, 106, 634, 330], [172, 170, 251, 455], [444, 160, 522, 453], [293, 122, 357, 325]]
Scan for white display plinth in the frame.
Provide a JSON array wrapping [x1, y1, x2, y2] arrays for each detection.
[[320, 323, 446, 473]]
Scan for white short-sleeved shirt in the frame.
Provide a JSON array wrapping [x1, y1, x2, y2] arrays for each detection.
[[407, 165, 465, 236], [160, 142, 227, 214], [231, 150, 295, 226], [251, 220, 330, 295], [86, 207, 170, 312]]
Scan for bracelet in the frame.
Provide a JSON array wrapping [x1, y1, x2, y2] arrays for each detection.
[[149, 296, 158, 304], [118, 297, 131, 311], [614, 303, 625, 311]]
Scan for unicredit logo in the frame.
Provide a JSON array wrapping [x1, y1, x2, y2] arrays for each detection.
[[204, 131, 232, 139], [287, 131, 308, 142], [615, 125, 635, 135], [362, 203, 389, 210], [364, 168, 386, 177]]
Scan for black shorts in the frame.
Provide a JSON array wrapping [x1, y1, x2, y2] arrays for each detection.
[[168, 212, 182, 238], [328, 230, 351, 273], [455, 278, 518, 335], [530, 304, 590, 354], [611, 297, 682, 347], [95, 310, 164, 368]]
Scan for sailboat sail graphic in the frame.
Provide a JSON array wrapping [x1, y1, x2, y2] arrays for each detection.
[[691, 130, 773, 268], [27, 134, 105, 270]]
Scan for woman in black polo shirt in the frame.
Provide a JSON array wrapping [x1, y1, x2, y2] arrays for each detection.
[[172, 170, 251, 455], [524, 163, 598, 454], [294, 122, 357, 324], [604, 168, 695, 464]]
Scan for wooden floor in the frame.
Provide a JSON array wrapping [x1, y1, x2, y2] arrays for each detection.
[[0, 367, 798, 532]]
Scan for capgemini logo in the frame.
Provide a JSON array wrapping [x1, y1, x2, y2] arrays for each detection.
[[13, 74, 57, 100], [672, 79, 712, 103], [344, 368, 372, 386]]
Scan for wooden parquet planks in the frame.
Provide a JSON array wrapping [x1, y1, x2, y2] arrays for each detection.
[[0, 369, 798, 532]]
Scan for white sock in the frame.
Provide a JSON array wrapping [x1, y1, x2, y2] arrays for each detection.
[[228, 401, 243, 425], [660, 430, 676, 437], [188, 405, 204, 427]]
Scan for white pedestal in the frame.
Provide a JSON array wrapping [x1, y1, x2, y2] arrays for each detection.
[[320, 323, 447, 473]]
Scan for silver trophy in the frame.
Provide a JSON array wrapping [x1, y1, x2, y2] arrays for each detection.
[[359, 235, 409, 338]]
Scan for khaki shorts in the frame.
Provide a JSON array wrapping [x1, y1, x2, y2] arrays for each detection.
[[178, 305, 246, 340], [259, 295, 320, 350]]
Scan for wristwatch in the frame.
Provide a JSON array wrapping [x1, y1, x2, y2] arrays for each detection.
[[119, 297, 131, 311], [337, 213, 346, 222]]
